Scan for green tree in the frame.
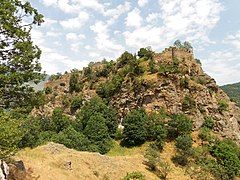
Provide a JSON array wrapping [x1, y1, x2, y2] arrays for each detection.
[[173, 40, 182, 48], [168, 114, 192, 139], [52, 107, 70, 133], [70, 95, 83, 113], [122, 109, 148, 146], [117, 51, 134, 68], [69, 72, 82, 93], [0, 0, 44, 109], [84, 113, 112, 154], [0, 112, 24, 159], [76, 96, 118, 137]]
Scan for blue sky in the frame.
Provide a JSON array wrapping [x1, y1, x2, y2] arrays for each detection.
[[29, 0, 240, 85]]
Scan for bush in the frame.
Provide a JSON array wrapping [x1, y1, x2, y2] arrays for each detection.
[[211, 139, 240, 179], [70, 96, 83, 113], [172, 154, 188, 166], [69, 72, 83, 93], [202, 116, 214, 129], [52, 108, 70, 133], [148, 58, 157, 73], [0, 112, 24, 159], [218, 100, 229, 112], [122, 109, 148, 146], [175, 134, 192, 151], [144, 145, 170, 179], [138, 47, 153, 59], [76, 96, 118, 137], [123, 172, 145, 180], [168, 114, 192, 139], [117, 51, 134, 68], [84, 113, 112, 154], [199, 127, 212, 141], [182, 95, 195, 111], [44, 86, 52, 94], [53, 126, 90, 151], [96, 74, 124, 99]]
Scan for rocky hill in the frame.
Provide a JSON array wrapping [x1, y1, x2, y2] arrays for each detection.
[[221, 82, 240, 107], [33, 46, 240, 144]]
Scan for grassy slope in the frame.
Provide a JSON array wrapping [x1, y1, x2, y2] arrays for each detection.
[[15, 142, 191, 180]]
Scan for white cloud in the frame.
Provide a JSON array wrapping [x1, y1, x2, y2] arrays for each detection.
[[59, 11, 89, 29], [46, 31, 62, 37], [42, 0, 57, 6], [31, 29, 45, 45], [124, 0, 223, 49], [202, 49, 240, 85], [104, 2, 131, 24], [90, 21, 124, 57], [66, 33, 86, 41], [125, 8, 142, 28], [42, 17, 58, 27], [224, 31, 240, 49], [146, 13, 161, 23], [138, 0, 148, 7]]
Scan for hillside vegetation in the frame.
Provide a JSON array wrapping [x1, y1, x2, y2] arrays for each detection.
[[221, 82, 240, 107]]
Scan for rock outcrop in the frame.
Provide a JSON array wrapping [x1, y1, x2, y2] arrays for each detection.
[[33, 47, 240, 144]]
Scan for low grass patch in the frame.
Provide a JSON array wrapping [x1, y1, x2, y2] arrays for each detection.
[[107, 141, 150, 156]]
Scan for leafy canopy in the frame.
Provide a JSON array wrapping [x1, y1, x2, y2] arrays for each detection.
[[0, 0, 44, 109]]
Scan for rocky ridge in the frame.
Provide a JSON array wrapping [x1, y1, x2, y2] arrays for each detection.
[[32, 46, 240, 144]]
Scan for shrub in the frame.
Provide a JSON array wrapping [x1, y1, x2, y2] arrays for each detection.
[[122, 109, 148, 146], [52, 108, 70, 133], [0, 112, 24, 159], [62, 95, 71, 107], [168, 114, 192, 139], [172, 154, 188, 166], [44, 86, 52, 94], [69, 72, 83, 93], [70, 95, 83, 113], [218, 100, 229, 112], [117, 51, 134, 68], [84, 113, 112, 154], [199, 127, 212, 141], [76, 96, 118, 137], [144, 145, 170, 179], [138, 47, 153, 59], [148, 58, 157, 73], [182, 95, 195, 111], [96, 74, 124, 99], [53, 126, 90, 151], [175, 134, 193, 152], [211, 139, 240, 179], [123, 172, 145, 180], [202, 116, 214, 129]]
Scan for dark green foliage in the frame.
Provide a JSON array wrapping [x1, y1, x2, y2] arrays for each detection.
[[129, 55, 144, 75], [173, 40, 193, 52], [123, 172, 145, 180], [211, 140, 240, 179], [195, 59, 202, 65], [76, 96, 118, 137], [146, 112, 167, 150], [117, 51, 134, 68], [199, 127, 212, 141], [69, 72, 83, 93], [137, 47, 154, 60], [49, 73, 62, 81], [218, 100, 229, 112], [84, 113, 112, 154], [175, 134, 193, 151], [148, 58, 157, 74], [182, 95, 195, 111], [96, 74, 124, 99], [70, 95, 83, 113], [45, 87, 53, 94], [0, 0, 44, 109], [180, 77, 189, 88], [53, 126, 90, 151], [202, 116, 214, 129], [0, 112, 24, 159], [158, 58, 179, 76], [122, 109, 148, 146], [172, 154, 188, 166], [168, 114, 192, 139], [52, 108, 70, 133], [221, 82, 240, 107]]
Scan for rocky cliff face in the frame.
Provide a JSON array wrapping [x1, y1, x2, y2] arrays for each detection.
[[33, 47, 240, 144]]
